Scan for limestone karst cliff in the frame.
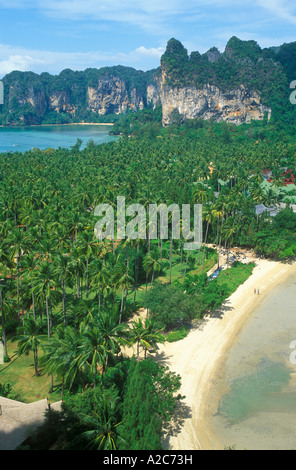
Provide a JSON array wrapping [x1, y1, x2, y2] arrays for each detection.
[[1, 36, 295, 126], [160, 82, 272, 126]]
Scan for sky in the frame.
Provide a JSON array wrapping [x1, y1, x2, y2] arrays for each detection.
[[0, 0, 296, 77]]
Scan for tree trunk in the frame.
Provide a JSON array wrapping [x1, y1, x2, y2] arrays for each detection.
[[201, 222, 210, 274], [0, 286, 8, 358], [86, 258, 89, 299], [119, 289, 124, 324], [32, 291, 36, 322], [76, 268, 80, 299], [34, 345, 39, 377], [179, 243, 183, 277], [62, 279, 66, 326], [169, 236, 173, 284], [16, 255, 20, 320], [133, 242, 139, 307], [151, 267, 155, 286], [98, 284, 101, 312], [46, 296, 50, 338], [20, 277, 24, 320], [183, 252, 189, 281]]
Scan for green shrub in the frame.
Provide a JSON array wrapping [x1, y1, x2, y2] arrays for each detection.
[[166, 326, 190, 342]]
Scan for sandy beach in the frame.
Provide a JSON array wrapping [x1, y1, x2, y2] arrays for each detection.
[[156, 258, 296, 450]]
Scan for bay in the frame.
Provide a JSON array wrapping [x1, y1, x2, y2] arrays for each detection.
[[0, 124, 118, 153], [210, 269, 296, 450]]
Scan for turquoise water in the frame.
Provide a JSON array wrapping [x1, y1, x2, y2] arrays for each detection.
[[218, 359, 293, 424], [0, 124, 118, 153], [211, 269, 296, 450]]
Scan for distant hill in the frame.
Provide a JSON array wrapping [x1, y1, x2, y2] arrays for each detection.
[[0, 37, 296, 126]]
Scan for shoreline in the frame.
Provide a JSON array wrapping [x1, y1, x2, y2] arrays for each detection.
[[157, 258, 296, 450], [0, 122, 114, 128]]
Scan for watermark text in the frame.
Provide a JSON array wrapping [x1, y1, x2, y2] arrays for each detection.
[[0, 81, 3, 105], [94, 197, 203, 251], [0, 341, 3, 364], [289, 81, 296, 105]]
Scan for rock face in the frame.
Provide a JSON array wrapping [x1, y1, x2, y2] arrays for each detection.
[[3, 36, 285, 127], [3, 72, 148, 124], [7, 83, 48, 123], [87, 77, 145, 115], [161, 82, 271, 126], [146, 76, 162, 109], [48, 91, 76, 115], [3, 68, 273, 127]]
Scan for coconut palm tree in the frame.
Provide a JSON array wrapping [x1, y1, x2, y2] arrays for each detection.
[[52, 252, 73, 326], [96, 307, 129, 366], [8, 227, 28, 319], [41, 324, 85, 394], [78, 393, 124, 450], [78, 230, 98, 299], [15, 317, 46, 377], [201, 204, 216, 273], [31, 260, 59, 339], [127, 317, 164, 360], [143, 249, 162, 287], [79, 325, 107, 388]]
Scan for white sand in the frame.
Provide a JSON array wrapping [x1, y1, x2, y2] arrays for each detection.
[[156, 258, 296, 450]]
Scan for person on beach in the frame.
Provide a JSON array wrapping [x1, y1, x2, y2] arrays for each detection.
[[254, 288, 256, 294], [257, 289, 260, 295]]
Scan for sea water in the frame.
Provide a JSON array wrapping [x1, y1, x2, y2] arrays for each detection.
[[210, 268, 296, 450], [0, 124, 118, 153]]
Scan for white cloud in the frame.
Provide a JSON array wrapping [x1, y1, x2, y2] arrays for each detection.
[[257, 0, 296, 24], [0, 0, 246, 35], [0, 0, 295, 74], [0, 54, 45, 76], [132, 46, 165, 58], [0, 43, 165, 77]]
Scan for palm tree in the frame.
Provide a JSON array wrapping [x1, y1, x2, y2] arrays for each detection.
[[221, 216, 239, 266], [72, 299, 98, 327], [66, 209, 85, 244], [201, 204, 216, 273], [78, 230, 97, 298], [52, 252, 73, 326], [79, 325, 107, 388], [89, 257, 107, 311], [78, 394, 124, 450], [0, 279, 8, 358], [96, 307, 129, 367], [143, 249, 162, 287], [42, 325, 84, 394], [20, 252, 38, 321], [127, 318, 164, 360], [133, 239, 141, 307], [8, 227, 28, 319], [114, 262, 134, 323], [32, 260, 59, 339], [15, 317, 46, 377], [68, 246, 86, 299]]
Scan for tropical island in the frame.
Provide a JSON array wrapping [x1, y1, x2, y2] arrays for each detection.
[[1, 37, 296, 451]]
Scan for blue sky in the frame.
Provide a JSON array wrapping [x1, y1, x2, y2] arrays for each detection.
[[0, 0, 296, 77]]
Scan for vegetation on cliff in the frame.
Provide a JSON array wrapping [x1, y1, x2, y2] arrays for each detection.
[[161, 37, 296, 125], [1, 36, 296, 126]]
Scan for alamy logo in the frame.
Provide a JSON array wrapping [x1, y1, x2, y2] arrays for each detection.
[[289, 81, 296, 105], [0, 341, 3, 365], [289, 340, 296, 365], [94, 197, 203, 251], [0, 80, 3, 105]]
